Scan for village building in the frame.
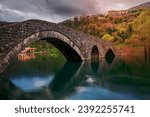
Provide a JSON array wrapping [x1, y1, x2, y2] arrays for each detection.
[[108, 10, 128, 16], [18, 53, 36, 62], [21, 47, 36, 53]]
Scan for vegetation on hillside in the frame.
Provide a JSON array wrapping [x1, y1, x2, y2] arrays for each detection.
[[29, 8, 150, 57], [133, 9, 150, 58], [62, 9, 150, 56]]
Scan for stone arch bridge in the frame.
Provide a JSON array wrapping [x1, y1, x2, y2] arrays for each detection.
[[0, 19, 119, 73]]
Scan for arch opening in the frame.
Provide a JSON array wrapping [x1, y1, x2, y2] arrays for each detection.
[[105, 49, 115, 64], [0, 31, 85, 73], [42, 37, 82, 61], [105, 49, 115, 57], [91, 46, 99, 60], [22, 31, 85, 61]]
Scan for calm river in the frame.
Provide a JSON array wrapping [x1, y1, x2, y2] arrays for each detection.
[[0, 53, 150, 100]]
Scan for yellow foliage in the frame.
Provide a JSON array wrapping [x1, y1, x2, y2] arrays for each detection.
[[133, 9, 150, 42], [102, 34, 114, 42], [133, 9, 150, 56]]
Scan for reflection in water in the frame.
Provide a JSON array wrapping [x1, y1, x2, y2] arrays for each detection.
[[91, 60, 99, 73], [18, 53, 36, 62], [49, 62, 82, 99], [105, 55, 115, 65], [11, 75, 53, 91], [0, 53, 150, 100]]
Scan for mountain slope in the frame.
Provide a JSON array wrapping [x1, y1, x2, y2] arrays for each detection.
[[129, 2, 150, 11]]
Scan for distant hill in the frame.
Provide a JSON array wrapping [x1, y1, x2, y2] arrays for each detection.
[[129, 2, 150, 11], [0, 21, 16, 27]]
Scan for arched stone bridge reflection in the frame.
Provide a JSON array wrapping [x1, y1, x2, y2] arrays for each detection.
[[0, 19, 119, 73], [0, 57, 115, 99], [49, 57, 115, 99], [1, 56, 150, 100]]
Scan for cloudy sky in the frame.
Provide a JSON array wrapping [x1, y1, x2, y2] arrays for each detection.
[[0, 0, 149, 22]]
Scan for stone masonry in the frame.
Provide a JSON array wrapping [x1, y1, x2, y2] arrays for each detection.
[[0, 19, 119, 73]]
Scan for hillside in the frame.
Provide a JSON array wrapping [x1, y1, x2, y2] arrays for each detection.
[[129, 2, 150, 11], [0, 21, 16, 27], [62, 11, 140, 45], [61, 3, 150, 55]]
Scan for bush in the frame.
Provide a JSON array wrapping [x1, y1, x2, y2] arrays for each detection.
[[102, 34, 114, 42], [106, 27, 116, 34], [114, 18, 123, 24]]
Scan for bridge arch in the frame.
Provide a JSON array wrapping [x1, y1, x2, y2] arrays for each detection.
[[7, 31, 85, 61], [91, 45, 99, 60], [105, 48, 115, 58], [0, 20, 119, 73], [105, 48, 115, 64], [105, 48, 115, 60]]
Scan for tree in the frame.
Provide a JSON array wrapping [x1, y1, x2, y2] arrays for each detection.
[[133, 9, 150, 60], [106, 27, 116, 35], [127, 23, 133, 34], [114, 18, 123, 24], [102, 34, 114, 42], [117, 28, 127, 42]]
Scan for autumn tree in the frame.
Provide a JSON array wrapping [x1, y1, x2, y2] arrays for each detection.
[[106, 27, 116, 35], [102, 34, 114, 42], [117, 28, 128, 42], [133, 9, 150, 59]]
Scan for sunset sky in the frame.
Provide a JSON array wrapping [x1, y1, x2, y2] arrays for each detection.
[[0, 0, 149, 22]]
